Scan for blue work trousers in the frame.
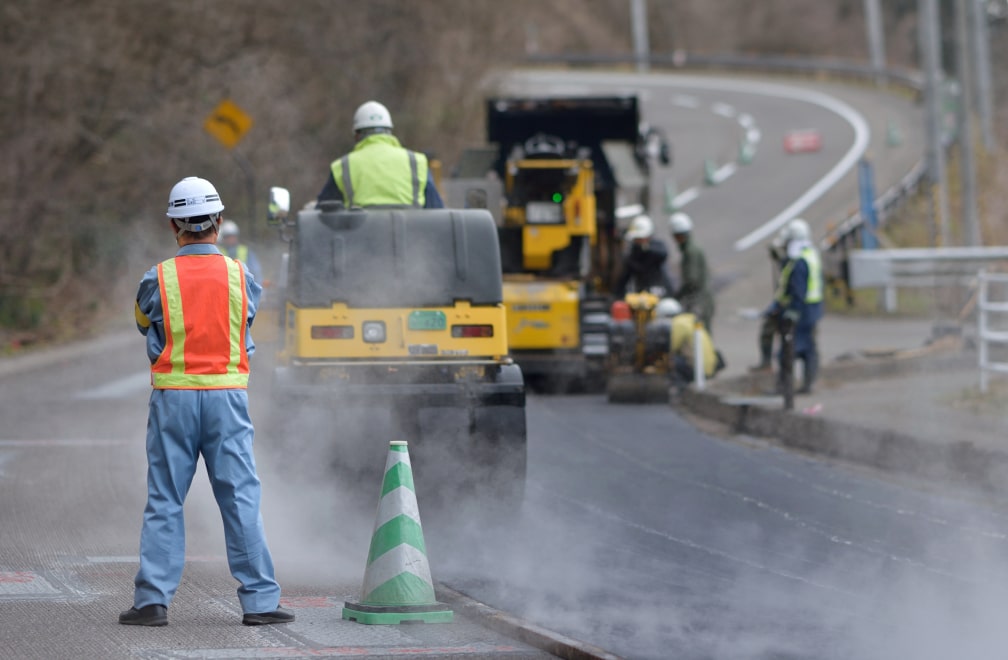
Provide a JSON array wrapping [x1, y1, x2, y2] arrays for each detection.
[[133, 389, 280, 614]]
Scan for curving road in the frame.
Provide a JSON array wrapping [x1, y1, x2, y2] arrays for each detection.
[[433, 70, 1008, 660], [4, 71, 1007, 660]]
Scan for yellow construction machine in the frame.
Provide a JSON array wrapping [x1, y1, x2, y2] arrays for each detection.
[[605, 292, 671, 403], [606, 294, 720, 404], [446, 96, 665, 391], [264, 189, 526, 514]]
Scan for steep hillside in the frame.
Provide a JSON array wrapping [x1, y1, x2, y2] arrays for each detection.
[[0, 0, 1001, 346]]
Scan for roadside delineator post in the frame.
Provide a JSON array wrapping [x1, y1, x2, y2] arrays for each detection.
[[342, 441, 453, 625], [704, 158, 718, 186], [738, 136, 756, 165], [663, 179, 678, 214]]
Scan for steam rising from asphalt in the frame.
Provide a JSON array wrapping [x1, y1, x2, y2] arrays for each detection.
[[419, 401, 1008, 660], [161, 217, 1008, 659]]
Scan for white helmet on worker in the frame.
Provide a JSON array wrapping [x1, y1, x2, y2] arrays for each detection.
[[786, 217, 812, 242], [218, 219, 240, 239], [655, 297, 683, 318], [353, 100, 393, 133], [166, 176, 224, 233], [669, 212, 693, 235], [624, 214, 655, 241]]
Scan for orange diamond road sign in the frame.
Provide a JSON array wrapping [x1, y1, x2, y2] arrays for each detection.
[[204, 99, 253, 149]]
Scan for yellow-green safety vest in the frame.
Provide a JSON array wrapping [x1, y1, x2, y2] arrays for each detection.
[[670, 313, 717, 377], [775, 246, 823, 305], [330, 134, 428, 208]]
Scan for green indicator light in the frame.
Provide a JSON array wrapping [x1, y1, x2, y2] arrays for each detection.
[[552, 192, 563, 203]]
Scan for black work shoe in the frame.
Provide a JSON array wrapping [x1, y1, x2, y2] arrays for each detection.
[[119, 604, 168, 626], [242, 607, 295, 626]]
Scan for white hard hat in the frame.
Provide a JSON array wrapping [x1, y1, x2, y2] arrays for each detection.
[[167, 176, 224, 219], [655, 297, 683, 318], [786, 218, 811, 242], [166, 176, 224, 234], [353, 100, 393, 132], [624, 214, 655, 241], [669, 212, 693, 234], [219, 219, 240, 238]]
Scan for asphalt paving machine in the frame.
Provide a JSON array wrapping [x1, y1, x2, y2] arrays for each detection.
[[445, 96, 665, 391]]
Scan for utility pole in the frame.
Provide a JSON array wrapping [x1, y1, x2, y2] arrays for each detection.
[[919, 0, 951, 247], [956, 0, 981, 246], [863, 0, 887, 85], [971, 0, 996, 150], [630, 0, 650, 72]]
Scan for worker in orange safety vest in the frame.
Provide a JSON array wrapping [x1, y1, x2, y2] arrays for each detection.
[[121, 176, 293, 628]]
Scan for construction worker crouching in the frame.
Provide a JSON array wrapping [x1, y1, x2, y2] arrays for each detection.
[[654, 297, 724, 387], [615, 214, 675, 298], [317, 100, 444, 208], [763, 218, 824, 394], [122, 176, 292, 628]]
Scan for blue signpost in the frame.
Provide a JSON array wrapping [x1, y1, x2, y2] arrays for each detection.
[[858, 159, 878, 250]]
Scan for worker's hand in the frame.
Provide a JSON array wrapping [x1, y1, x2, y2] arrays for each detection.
[[783, 309, 800, 323]]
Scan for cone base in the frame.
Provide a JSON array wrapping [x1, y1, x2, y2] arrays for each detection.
[[342, 601, 454, 625]]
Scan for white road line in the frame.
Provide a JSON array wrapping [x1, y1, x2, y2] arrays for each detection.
[[712, 162, 737, 184], [0, 439, 131, 447], [671, 94, 699, 108], [711, 102, 736, 118], [673, 187, 700, 209], [75, 371, 150, 399]]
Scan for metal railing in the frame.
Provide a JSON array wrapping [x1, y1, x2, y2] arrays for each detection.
[[849, 247, 1008, 312], [978, 271, 1008, 393]]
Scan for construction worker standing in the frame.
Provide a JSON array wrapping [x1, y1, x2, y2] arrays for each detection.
[[218, 219, 263, 283], [669, 213, 715, 334], [317, 100, 444, 208], [764, 218, 824, 394], [614, 214, 675, 298], [121, 177, 293, 628]]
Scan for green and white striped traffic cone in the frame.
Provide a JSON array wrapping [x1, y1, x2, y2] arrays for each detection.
[[342, 441, 453, 625]]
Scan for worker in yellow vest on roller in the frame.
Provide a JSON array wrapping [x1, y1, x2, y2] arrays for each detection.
[[316, 100, 444, 209]]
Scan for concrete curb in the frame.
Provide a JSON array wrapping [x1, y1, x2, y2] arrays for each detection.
[[438, 583, 623, 660], [680, 351, 1008, 494]]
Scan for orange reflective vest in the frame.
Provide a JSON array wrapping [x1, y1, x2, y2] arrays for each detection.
[[151, 255, 250, 389]]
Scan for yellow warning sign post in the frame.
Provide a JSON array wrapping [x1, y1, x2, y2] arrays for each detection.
[[204, 99, 253, 149]]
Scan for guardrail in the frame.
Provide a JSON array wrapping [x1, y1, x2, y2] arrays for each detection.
[[978, 270, 1008, 393], [849, 247, 1008, 312], [523, 51, 929, 296]]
